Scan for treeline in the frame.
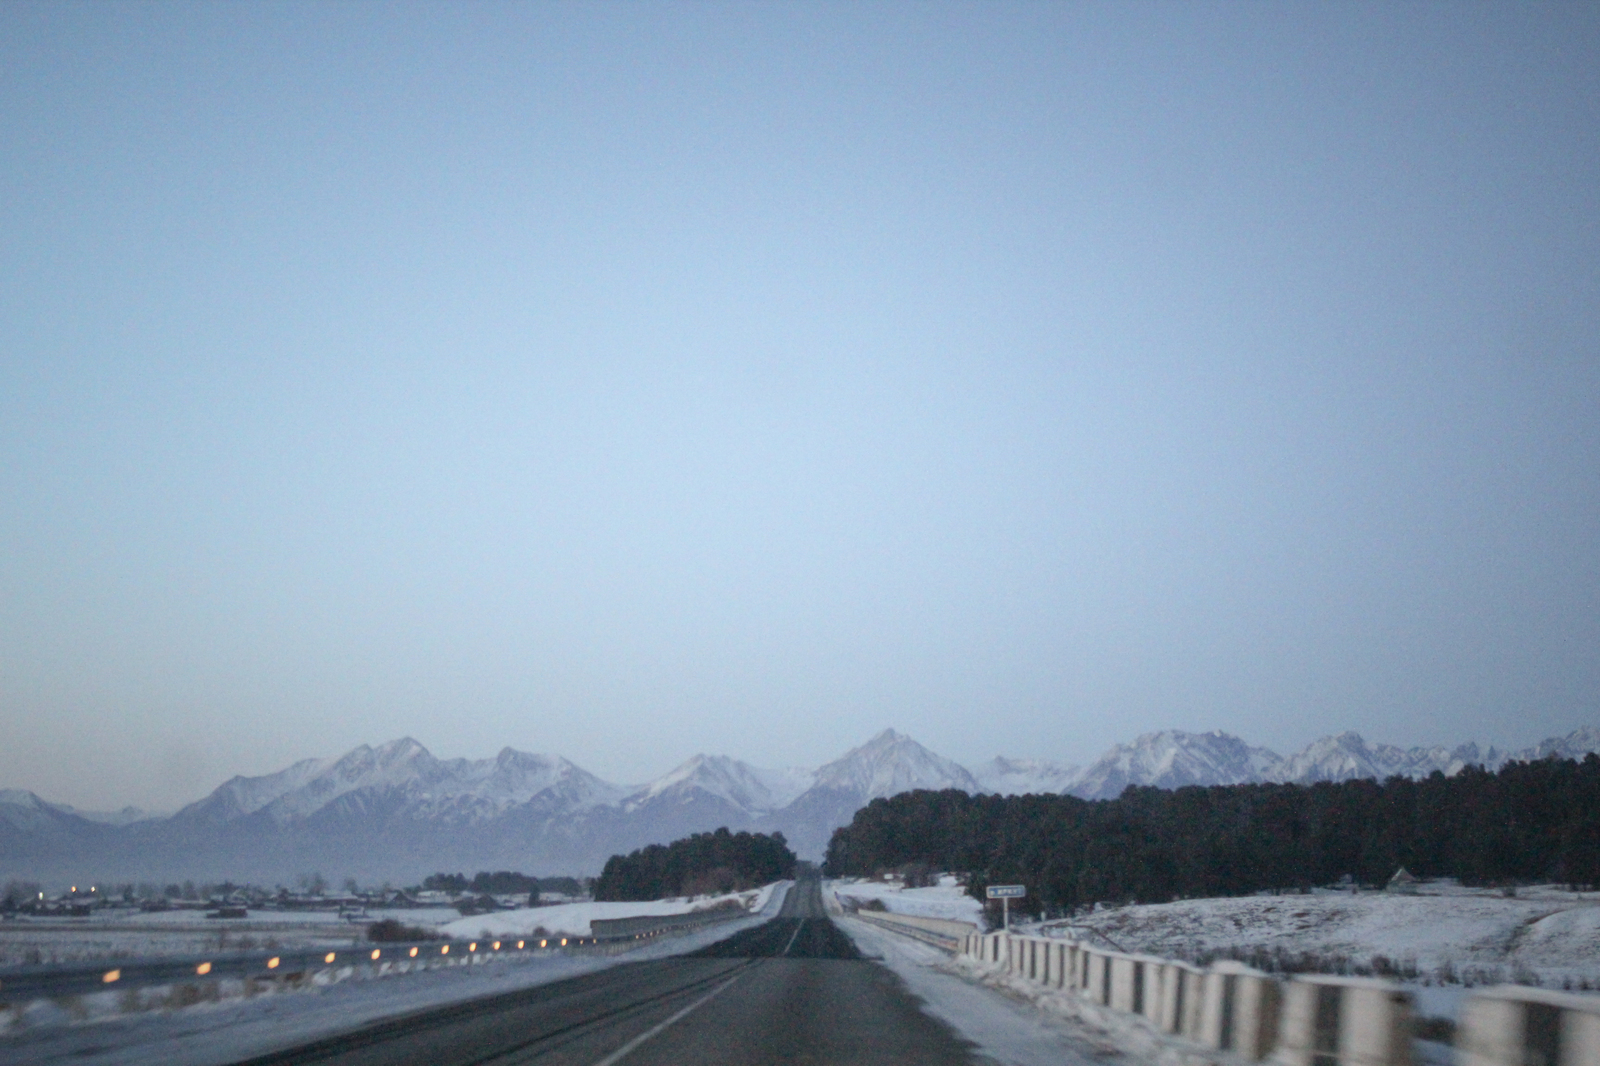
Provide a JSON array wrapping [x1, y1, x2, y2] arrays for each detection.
[[594, 827, 797, 902], [423, 871, 540, 896], [823, 755, 1600, 916]]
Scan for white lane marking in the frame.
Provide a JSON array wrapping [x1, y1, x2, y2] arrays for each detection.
[[588, 973, 744, 1066], [782, 920, 804, 957]]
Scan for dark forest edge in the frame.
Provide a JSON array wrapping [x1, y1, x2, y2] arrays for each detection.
[[593, 827, 798, 901], [823, 754, 1600, 918]]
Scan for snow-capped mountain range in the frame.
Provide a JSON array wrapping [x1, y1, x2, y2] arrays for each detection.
[[982, 726, 1600, 800], [3, 726, 1596, 884]]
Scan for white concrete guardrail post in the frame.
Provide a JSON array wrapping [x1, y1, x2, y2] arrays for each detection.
[[1157, 959, 1205, 1038], [1109, 953, 1138, 1013], [1456, 985, 1600, 1066], [1141, 959, 1165, 1025], [952, 927, 1591, 1066], [1273, 974, 1413, 1066], [1199, 960, 1281, 1061], [1085, 948, 1113, 1006]]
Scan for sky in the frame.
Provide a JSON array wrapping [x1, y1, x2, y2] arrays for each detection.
[[1, 2, 1596, 813]]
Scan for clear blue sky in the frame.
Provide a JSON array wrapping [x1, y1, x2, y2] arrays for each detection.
[[2, 2, 1596, 811]]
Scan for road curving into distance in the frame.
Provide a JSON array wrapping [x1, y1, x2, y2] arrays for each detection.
[[230, 876, 983, 1066]]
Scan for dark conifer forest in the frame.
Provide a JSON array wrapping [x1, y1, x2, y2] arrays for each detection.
[[594, 827, 798, 901], [823, 755, 1600, 916]]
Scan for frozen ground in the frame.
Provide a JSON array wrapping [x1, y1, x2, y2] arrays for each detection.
[[0, 883, 791, 1066], [829, 874, 985, 925], [1041, 882, 1600, 1008], [439, 882, 777, 939]]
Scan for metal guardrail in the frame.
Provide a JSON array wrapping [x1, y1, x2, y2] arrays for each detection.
[[847, 910, 964, 952], [0, 933, 607, 1003], [0, 903, 771, 1004]]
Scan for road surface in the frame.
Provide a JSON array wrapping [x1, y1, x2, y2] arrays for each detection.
[[231, 877, 986, 1066]]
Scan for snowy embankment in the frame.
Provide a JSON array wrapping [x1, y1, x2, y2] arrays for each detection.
[[439, 882, 777, 940], [0, 883, 791, 1066], [829, 874, 985, 925], [1036, 882, 1600, 1017]]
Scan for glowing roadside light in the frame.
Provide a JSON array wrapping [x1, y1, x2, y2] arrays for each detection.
[[539, 939, 547, 948], [409, 947, 418, 957], [516, 940, 524, 949], [102, 969, 120, 983], [492, 941, 500, 950], [440, 945, 449, 954], [267, 957, 280, 969], [324, 953, 336, 964], [560, 938, 567, 946], [370, 949, 380, 960], [469, 942, 476, 952], [196, 962, 212, 976]]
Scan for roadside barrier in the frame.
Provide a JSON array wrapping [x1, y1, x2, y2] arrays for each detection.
[[1456, 985, 1600, 1066], [951, 929, 1600, 1066], [1199, 959, 1281, 1059], [1274, 974, 1412, 1066], [847, 910, 975, 952], [0, 906, 754, 1006], [1157, 959, 1206, 1038]]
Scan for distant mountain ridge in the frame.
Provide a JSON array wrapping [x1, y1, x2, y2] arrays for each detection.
[[2, 725, 1595, 883], [1016, 726, 1600, 800]]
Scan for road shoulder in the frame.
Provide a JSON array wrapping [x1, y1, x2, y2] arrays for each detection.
[[834, 914, 1118, 1066]]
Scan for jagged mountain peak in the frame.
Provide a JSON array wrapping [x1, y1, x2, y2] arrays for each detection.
[[1068, 729, 1282, 800], [0, 788, 93, 834], [1517, 726, 1600, 762], [811, 728, 979, 799], [971, 756, 1081, 796], [627, 754, 770, 813], [0, 788, 47, 809]]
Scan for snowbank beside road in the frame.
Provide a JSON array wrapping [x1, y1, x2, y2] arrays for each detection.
[[1049, 884, 1600, 991], [829, 875, 984, 925], [835, 914, 1114, 1066], [439, 882, 777, 939]]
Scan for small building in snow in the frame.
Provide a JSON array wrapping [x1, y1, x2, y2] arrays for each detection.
[[1385, 867, 1419, 894]]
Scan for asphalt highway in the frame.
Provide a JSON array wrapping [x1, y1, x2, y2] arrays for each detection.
[[231, 878, 984, 1066]]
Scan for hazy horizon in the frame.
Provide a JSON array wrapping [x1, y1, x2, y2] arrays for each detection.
[[3, 2, 1596, 812], [19, 719, 1600, 819]]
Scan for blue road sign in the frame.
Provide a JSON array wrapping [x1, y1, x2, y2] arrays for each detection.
[[985, 884, 1025, 899]]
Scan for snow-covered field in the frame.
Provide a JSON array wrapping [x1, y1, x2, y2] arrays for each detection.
[[0, 888, 775, 967], [1044, 882, 1600, 998], [0, 912, 403, 967], [439, 883, 778, 939], [0, 883, 792, 1066], [828, 875, 985, 925]]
